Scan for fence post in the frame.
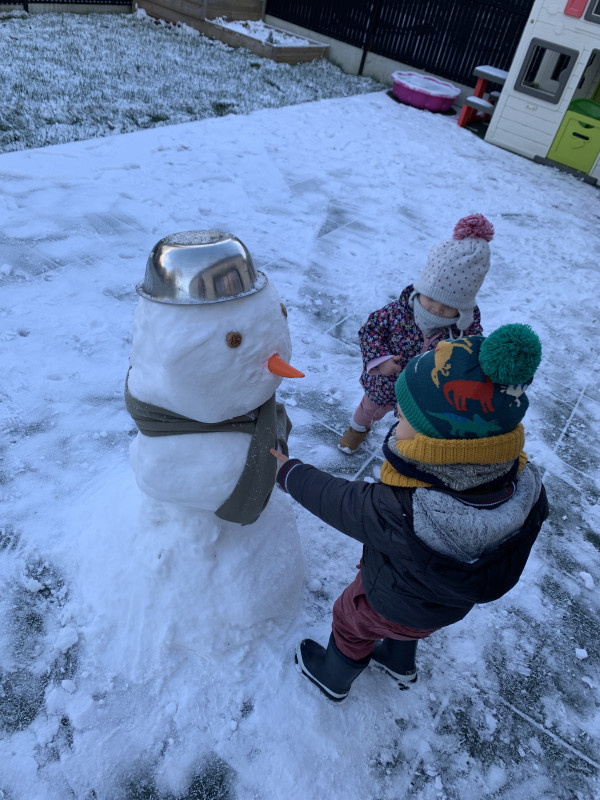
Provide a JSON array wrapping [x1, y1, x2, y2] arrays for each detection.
[[358, 0, 384, 76]]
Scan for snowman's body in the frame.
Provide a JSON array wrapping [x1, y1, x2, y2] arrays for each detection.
[[131, 428, 250, 512], [126, 269, 304, 657], [128, 279, 291, 509]]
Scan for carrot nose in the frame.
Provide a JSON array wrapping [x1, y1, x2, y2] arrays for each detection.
[[268, 353, 305, 378]]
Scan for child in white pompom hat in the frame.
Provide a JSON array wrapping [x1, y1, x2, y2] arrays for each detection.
[[338, 213, 494, 454]]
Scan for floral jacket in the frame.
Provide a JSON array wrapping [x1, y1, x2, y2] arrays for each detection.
[[359, 285, 482, 408]]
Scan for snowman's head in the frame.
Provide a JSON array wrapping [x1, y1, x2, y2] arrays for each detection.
[[128, 277, 300, 422], [128, 230, 303, 421]]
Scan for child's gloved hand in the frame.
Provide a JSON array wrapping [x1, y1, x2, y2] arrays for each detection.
[[270, 448, 289, 477], [377, 356, 404, 376]]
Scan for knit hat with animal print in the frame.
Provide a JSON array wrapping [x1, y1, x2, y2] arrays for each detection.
[[394, 324, 542, 440], [413, 213, 494, 331]]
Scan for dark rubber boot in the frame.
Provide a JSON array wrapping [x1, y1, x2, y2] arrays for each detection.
[[370, 638, 418, 689], [295, 634, 369, 702]]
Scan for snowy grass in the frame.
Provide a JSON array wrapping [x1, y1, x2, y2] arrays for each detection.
[[0, 8, 383, 154]]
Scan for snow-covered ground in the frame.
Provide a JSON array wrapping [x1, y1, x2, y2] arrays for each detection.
[[0, 57, 599, 800]]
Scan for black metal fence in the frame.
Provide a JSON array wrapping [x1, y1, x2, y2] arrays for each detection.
[[4, 0, 131, 7], [265, 0, 535, 86]]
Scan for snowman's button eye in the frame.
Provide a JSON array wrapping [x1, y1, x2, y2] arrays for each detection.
[[280, 303, 288, 318], [226, 331, 243, 348]]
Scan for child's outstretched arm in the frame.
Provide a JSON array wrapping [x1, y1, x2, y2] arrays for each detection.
[[269, 449, 412, 551]]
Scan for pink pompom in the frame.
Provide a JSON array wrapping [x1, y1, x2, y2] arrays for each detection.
[[453, 213, 494, 242]]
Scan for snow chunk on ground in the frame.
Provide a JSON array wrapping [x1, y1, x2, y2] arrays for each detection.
[[579, 571, 595, 590]]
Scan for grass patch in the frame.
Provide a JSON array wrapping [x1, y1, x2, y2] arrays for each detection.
[[0, 9, 383, 153]]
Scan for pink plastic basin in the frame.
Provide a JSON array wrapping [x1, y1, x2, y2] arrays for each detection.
[[391, 71, 461, 112]]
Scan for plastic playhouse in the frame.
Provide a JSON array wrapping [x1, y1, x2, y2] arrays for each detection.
[[547, 98, 600, 173], [483, 0, 600, 183]]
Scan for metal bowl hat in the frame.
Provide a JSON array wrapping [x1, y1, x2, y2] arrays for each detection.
[[136, 230, 267, 305]]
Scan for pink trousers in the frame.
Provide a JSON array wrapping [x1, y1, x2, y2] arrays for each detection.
[[332, 571, 436, 661], [352, 394, 394, 429]]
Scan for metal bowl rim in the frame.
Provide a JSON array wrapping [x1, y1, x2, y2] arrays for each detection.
[[135, 269, 269, 304]]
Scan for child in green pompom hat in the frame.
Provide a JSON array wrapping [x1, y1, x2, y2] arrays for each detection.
[[394, 323, 542, 440], [270, 323, 548, 704]]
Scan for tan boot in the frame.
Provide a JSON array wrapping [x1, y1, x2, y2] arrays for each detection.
[[338, 426, 370, 454]]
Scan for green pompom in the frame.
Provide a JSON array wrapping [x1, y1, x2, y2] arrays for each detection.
[[479, 324, 542, 385]]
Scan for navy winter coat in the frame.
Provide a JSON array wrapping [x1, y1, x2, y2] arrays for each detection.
[[278, 461, 548, 630]]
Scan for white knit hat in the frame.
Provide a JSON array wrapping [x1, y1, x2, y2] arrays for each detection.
[[414, 214, 494, 330]]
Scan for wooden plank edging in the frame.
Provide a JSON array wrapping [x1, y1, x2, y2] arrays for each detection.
[[135, 0, 328, 64]]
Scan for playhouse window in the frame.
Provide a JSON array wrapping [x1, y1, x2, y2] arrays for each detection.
[[515, 39, 579, 103], [584, 0, 600, 24]]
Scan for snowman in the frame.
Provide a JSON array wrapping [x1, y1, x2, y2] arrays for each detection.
[[123, 230, 305, 662]]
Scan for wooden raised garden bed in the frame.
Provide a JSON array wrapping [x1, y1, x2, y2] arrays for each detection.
[[136, 1, 328, 64], [198, 18, 328, 64]]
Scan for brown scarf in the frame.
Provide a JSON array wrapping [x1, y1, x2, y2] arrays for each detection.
[[125, 373, 291, 525]]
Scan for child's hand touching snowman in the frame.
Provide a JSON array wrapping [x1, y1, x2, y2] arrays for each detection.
[[270, 448, 289, 477]]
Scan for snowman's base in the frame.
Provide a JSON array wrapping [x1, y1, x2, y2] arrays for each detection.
[[67, 467, 304, 680]]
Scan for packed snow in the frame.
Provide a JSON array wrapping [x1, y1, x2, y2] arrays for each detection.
[[0, 19, 599, 800], [213, 17, 317, 46]]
